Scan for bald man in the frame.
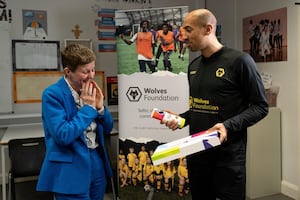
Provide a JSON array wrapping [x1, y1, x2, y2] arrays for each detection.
[[162, 9, 268, 200]]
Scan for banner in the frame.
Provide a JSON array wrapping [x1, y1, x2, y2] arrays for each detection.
[[116, 6, 192, 199]]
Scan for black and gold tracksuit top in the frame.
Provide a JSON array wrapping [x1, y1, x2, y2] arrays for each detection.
[[180, 46, 268, 166]]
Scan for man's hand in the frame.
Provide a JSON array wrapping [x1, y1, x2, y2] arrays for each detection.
[[207, 123, 227, 143], [160, 110, 179, 131]]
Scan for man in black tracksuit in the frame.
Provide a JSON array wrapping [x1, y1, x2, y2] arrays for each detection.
[[163, 9, 269, 200]]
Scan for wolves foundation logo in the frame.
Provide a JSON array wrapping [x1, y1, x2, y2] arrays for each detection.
[[126, 87, 142, 102]]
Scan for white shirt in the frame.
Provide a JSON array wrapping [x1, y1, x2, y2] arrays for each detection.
[[64, 76, 99, 149]]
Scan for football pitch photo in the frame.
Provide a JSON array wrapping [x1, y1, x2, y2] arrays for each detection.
[[116, 36, 189, 75]]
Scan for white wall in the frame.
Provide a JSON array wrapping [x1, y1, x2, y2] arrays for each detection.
[[205, 0, 237, 48]]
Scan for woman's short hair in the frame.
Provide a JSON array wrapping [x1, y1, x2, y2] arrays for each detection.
[[61, 44, 96, 72]]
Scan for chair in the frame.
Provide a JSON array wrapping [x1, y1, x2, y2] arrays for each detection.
[[7, 137, 51, 200]]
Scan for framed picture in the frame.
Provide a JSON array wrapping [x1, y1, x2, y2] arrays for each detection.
[[242, 7, 287, 62], [106, 76, 118, 105], [12, 40, 60, 71], [64, 39, 92, 49]]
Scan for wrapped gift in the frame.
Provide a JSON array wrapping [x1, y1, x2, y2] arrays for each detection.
[[151, 131, 220, 165]]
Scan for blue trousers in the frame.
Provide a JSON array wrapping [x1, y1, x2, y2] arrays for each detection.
[[54, 149, 107, 200]]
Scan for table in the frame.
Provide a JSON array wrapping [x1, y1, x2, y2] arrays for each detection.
[[0, 123, 44, 200]]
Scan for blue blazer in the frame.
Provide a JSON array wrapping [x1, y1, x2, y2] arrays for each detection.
[[36, 77, 114, 194]]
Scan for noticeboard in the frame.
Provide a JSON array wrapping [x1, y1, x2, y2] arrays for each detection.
[[12, 40, 61, 71], [13, 71, 104, 103]]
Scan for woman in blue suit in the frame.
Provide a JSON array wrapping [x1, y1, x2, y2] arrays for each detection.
[[36, 44, 114, 200]]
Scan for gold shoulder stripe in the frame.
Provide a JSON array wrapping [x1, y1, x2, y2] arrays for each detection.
[[190, 70, 197, 75]]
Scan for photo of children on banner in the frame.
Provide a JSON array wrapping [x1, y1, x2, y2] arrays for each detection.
[[118, 139, 191, 198], [117, 108, 220, 199]]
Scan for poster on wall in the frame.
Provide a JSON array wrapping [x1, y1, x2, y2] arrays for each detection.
[[107, 76, 118, 105], [98, 43, 116, 52], [116, 6, 192, 199], [22, 9, 47, 40], [98, 8, 116, 52], [243, 7, 287, 62]]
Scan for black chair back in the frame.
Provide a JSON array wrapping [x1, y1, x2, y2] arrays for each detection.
[[8, 137, 45, 178]]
